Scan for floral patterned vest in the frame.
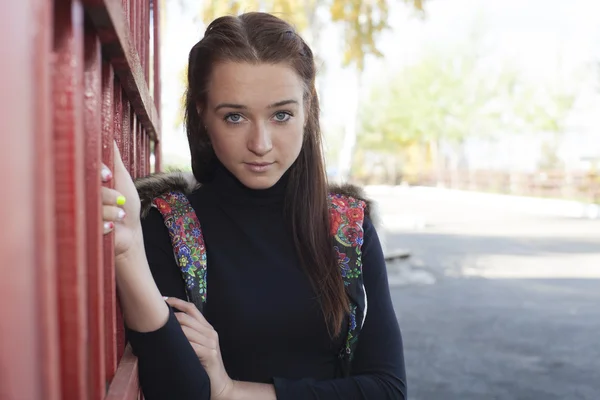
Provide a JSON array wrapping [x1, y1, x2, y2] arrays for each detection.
[[152, 191, 367, 377]]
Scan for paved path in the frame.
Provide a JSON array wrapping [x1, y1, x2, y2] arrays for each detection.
[[370, 187, 600, 400]]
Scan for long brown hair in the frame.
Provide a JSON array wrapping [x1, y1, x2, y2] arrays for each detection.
[[184, 12, 348, 336]]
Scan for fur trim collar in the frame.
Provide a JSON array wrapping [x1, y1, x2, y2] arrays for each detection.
[[135, 172, 376, 223]]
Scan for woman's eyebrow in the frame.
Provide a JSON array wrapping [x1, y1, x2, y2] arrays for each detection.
[[214, 103, 246, 111], [214, 99, 299, 112], [267, 99, 298, 108]]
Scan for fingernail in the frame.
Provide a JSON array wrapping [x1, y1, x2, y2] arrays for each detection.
[[103, 221, 114, 234], [116, 196, 126, 206], [101, 166, 112, 182], [162, 296, 169, 301], [117, 209, 126, 221]]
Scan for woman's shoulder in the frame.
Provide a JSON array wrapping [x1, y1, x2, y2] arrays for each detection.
[[135, 171, 201, 219], [328, 183, 378, 227]]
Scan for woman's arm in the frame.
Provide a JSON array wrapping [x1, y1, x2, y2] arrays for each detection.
[[242, 217, 407, 400], [121, 207, 211, 400], [119, 236, 211, 400], [102, 144, 210, 400]]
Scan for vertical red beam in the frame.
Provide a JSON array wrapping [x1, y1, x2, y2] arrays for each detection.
[[83, 21, 106, 400], [113, 80, 123, 150], [130, 0, 138, 54], [135, 0, 140, 54], [33, 0, 62, 398], [144, 0, 150, 83], [102, 63, 118, 382], [116, 91, 131, 361], [153, 0, 161, 172], [113, 84, 126, 362], [52, 1, 89, 399], [131, 113, 138, 178], [0, 1, 57, 399], [121, 95, 132, 171], [140, 128, 147, 176], [139, 123, 144, 176], [122, 0, 130, 26], [134, 121, 140, 177]]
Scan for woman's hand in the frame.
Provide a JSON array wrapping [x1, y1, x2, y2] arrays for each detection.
[[102, 141, 168, 332], [102, 141, 143, 261], [166, 297, 234, 400]]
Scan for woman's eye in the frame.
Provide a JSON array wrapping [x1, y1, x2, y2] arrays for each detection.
[[225, 113, 243, 124], [273, 112, 291, 122]]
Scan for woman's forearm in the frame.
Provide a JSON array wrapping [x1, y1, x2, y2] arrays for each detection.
[[115, 233, 169, 332], [228, 381, 276, 400]]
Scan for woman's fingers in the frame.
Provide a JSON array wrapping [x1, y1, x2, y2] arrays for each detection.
[[189, 342, 219, 370], [181, 325, 219, 351], [102, 186, 126, 236], [103, 206, 126, 223], [102, 186, 126, 207], [166, 297, 210, 327], [103, 221, 115, 235], [101, 163, 113, 182], [175, 312, 214, 337]]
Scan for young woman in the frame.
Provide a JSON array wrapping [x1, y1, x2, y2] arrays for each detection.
[[101, 12, 406, 400]]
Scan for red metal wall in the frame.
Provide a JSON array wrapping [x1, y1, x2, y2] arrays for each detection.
[[0, 0, 161, 399]]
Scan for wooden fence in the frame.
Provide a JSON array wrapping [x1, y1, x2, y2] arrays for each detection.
[[356, 169, 600, 204], [1, 0, 161, 399]]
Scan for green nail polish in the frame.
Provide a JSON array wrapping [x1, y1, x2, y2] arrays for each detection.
[[116, 196, 126, 206]]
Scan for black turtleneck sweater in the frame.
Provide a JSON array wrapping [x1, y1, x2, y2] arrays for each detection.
[[127, 165, 406, 399]]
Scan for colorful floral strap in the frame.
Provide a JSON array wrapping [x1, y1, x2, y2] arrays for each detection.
[[153, 191, 366, 377], [152, 191, 208, 312], [328, 193, 367, 376]]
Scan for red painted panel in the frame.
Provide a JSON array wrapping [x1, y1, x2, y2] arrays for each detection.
[[152, 0, 161, 173], [121, 95, 132, 171], [105, 345, 140, 400], [147, 134, 151, 176], [114, 88, 128, 363], [52, 0, 89, 399], [130, 112, 138, 179], [143, 0, 149, 83], [139, 123, 144, 176], [129, 0, 136, 55], [152, 0, 160, 117], [2, 0, 160, 398], [140, 126, 147, 176], [134, 0, 140, 57], [84, 23, 106, 400], [102, 62, 118, 383], [0, 1, 51, 399], [32, 0, 62, 398], [83, 0, 160, 141]]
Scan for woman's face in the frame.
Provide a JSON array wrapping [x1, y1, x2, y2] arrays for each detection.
[[202, 61, 306, 190]]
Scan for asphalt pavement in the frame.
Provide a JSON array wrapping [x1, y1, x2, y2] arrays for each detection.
[[371, 186, 600, 400]]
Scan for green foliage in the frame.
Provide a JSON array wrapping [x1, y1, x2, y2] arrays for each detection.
[[358, 42, 577, 155], [511, 84, 576, 134], [360, 49, 508, 152]]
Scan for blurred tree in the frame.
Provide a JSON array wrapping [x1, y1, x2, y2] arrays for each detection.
[[511, 57, 579, 171], [359, 43, 582, 182], [358, 46, 525, 181], [512, 84, 576, 135]]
